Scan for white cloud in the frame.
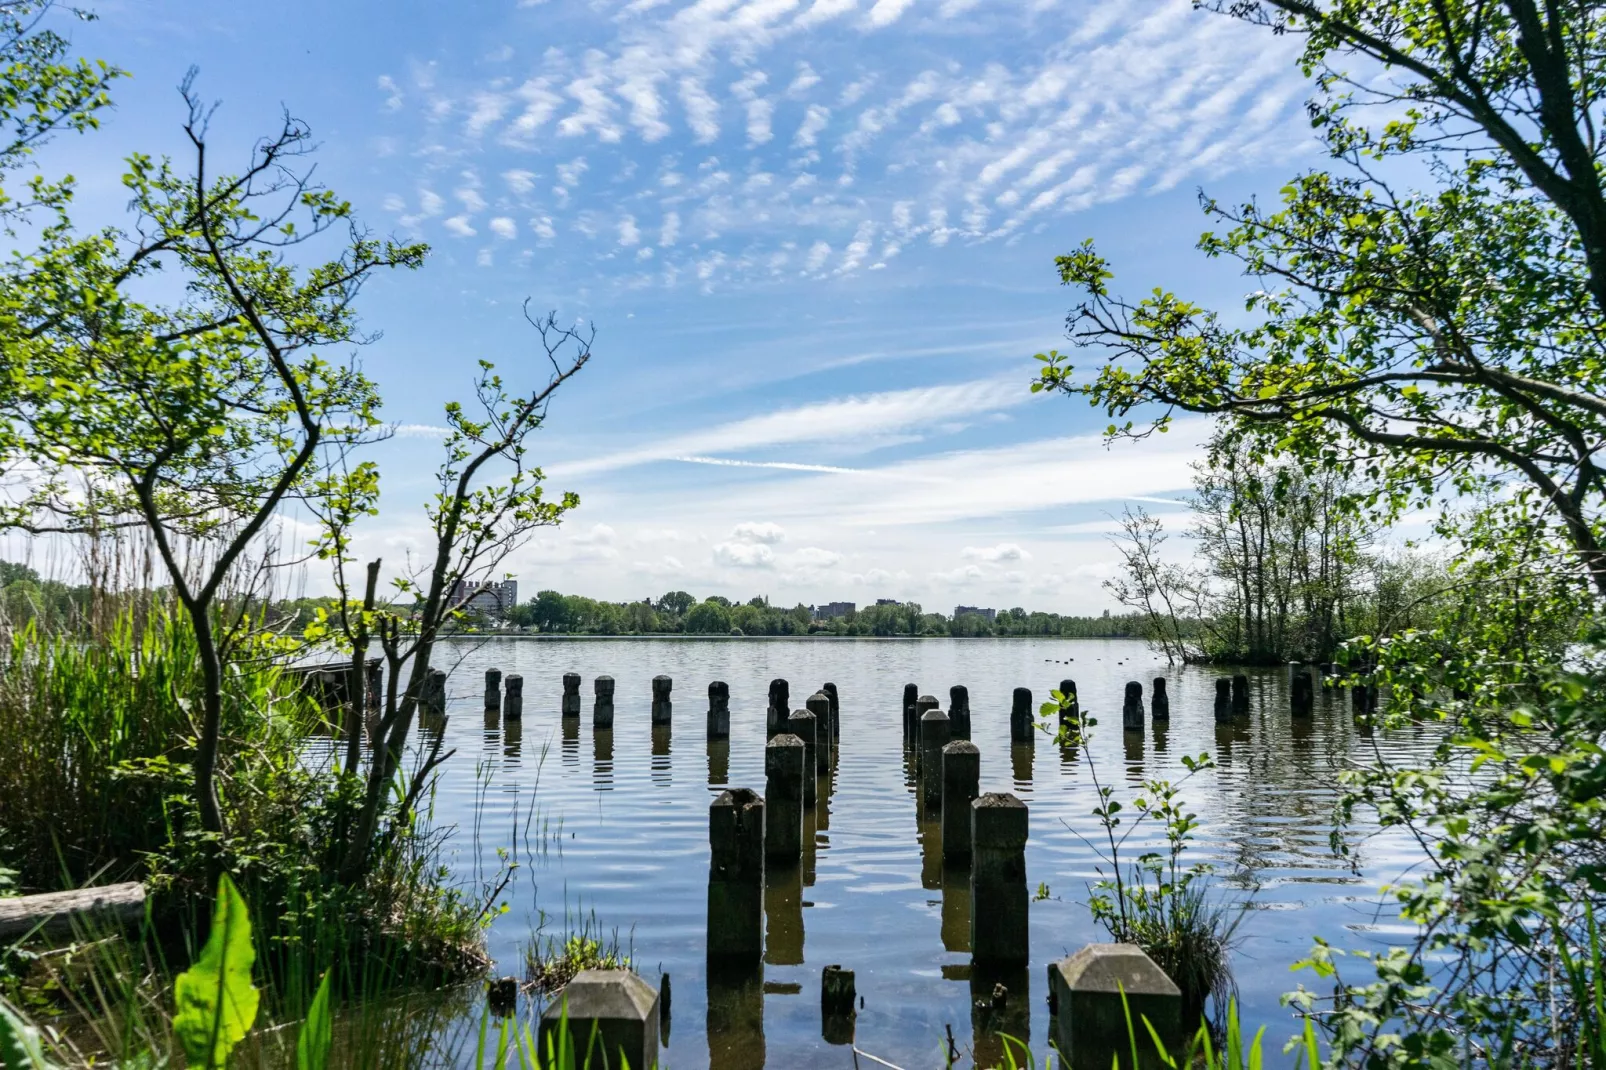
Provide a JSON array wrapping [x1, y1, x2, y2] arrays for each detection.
[[505, 77, 561, 143], [713, 541, 776, 567], [465, 90, 508, 135], [866, 0, 918, 28], [456, 186, 487, 212], [502, 168, 537, 194], [788, 547, 842, 569], [732, 521, 786, 544], [489, 216, 517, 239], [803, 240, 831, 272], [659, 211, 681, 246], [377, 74, 403, 111], [444, 215, 476, 237], [961, 542, 1028, 562], [530, 215, 556, 240], [618, 215, 641, 246], [787, 62, 822, 96], [419, 189, 444, 217], [793, 103, 829, 147], [679, 77, 721, 142]]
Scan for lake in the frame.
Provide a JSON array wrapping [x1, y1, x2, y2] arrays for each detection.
[[412, 636, 1432, 1068]]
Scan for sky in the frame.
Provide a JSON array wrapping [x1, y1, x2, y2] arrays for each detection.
[[48, 0, 1323, 613]]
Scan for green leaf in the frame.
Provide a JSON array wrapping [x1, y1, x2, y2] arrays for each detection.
[[174, 873, 260, 1069], [296, 970, 333, 1070], [0, 999, 56, 1070]]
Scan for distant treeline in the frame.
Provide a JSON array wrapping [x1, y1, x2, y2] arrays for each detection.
[[495, 590, 1143, 638]]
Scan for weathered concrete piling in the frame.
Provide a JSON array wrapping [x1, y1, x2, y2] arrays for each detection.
[[919, 709, 951, 811], [912, 695, 940, 769], [942, 740, 980, 864], [787, 710, 818, 806], [1059, 679, 1080, 725], [707, 788, 765, 962], [501, 673, 522, 720], [821, 965, 856, 1046], [1048, 944, 1182, 1070], [971, 792, 1030, 964], [539, 969, 661, 1070], [767, 678, 790, 738], [1122, 681, 1144, 731], [1214, 678, 1232, 722], [764, 735, 805, 863], [1231, 673, 1249, 713], [903, 683, 919, 738], [484, 668, 502, 709], [594, 675, 615, 729], [423, 668, 447, 711], [806, 692, 832, 772], [1010, 687, 1034, 743], [1152, 678, 1169, 720], [822, 683, 840, 742], [949, 684, 971, 739], [708, 681, 730, 739], [652, 675, 673, 725], [1291, 667, 1314, 716], [561, 672, 581, 717]]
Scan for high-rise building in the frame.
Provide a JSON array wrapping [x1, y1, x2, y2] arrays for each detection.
[[449, 578, 519, 620], [954, 605, 997, 621], [813, 601, 855, 620]]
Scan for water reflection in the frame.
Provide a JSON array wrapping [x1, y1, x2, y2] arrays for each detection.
[[706, 962, 765, 1070], [503, 716, 522, 763], [764, 863, 804, 966], [1010, 741, 1033, 791], [970, 964, 1030, 1070], [707, 738, 729, 787], [560, 712, 578, 770], [1123, 728, 1144, 785], [592, 728, 614, 791], [652, 724, 672, 787], [941, 864, 971, 953]]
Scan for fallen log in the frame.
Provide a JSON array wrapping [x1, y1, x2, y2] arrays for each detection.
[[0, 882, 146, 939]]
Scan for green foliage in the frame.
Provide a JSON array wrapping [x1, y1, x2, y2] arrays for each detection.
[[174, 873, 260, 1069], [295, 970, 332, 1070], [0, 997, 54, 1070]]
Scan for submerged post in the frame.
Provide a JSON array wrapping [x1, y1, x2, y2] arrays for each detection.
[[1213, 678, 1232, 723], [764, 735, 804, 864], [708, 681, 730, 739], [1057, 679, 1080, 740], [971, 793, 1029, 964], [707, 788, 765, 963], [594, 675, 616, 729], [1010, 687, 1034, 743], [806, 692, 832, 773], [822, 683, 839, 743], [821, 965, 856, 1046], [484, 668, 502, 709], [1151, 678, 1169, 721], [561, 672, 581, 718], [1048, 944, 1182, 1069], [913, 695, 940, 770], [501, 673, 522, 720], [903, 683, 919, 739], [949, 684, 971, 740], [1122, 681, 1144, 731], [1231, 673, 1249, 713], [787, 710, 818, 807], [919, 709, 951, 811], [652, 675, 673, 725], [768, 678, 790, 739], [539, 969, 661, 1070], [942, 740, 981, 864]]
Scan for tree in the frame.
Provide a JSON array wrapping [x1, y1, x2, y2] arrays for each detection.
[[656, 590, 693, 616], [529, 589, 570, 632], [0, 77, 421, 838], [684, 599, 730, 634], [1035, 0, 1606, 599]]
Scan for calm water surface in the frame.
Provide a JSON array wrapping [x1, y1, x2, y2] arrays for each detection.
[[410, 637, 1433, 1068]]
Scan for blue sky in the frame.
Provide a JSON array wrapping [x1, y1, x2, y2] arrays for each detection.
[[56, 0, 1319, 612]]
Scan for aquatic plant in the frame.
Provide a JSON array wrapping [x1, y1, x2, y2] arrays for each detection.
[[522, 911, 633, 996]]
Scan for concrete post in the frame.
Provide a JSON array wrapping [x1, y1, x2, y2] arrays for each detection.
[[594, 675, 616, 729], [1048, 944, 1182, 1070], [971, 793, 1029, 965], [424, 667, 447, 712], [1010, 687, 1034, 743], [919, 709, 951, 811], [822, 683, 839, 743], [1231, 673, 1249, 713], [949, 684, 971, 739], [708, 681, 730, 739], [1292, 670, 1313, 716], [652, 674, 673, 725], [1058, 679, 1080, 728], [767, 678, 790, 739], [903, 683, 919, 739], [806, 692, 832, 773], [821, 965, 856, 1046], [1122, 681, 1144, 731], [1152, 678, 1170, 720], [561, 672, 581, 717], [483, 668, 502, 709], [707, 788, 764, 963], [365, 658, 382, 711], [764, 734, 804, 863], [1213, 678, 1232, 722], [539, 969, 661, 1070], [942, 740, 980, 864], [786, 710, 818, 807], [501, 673, 522, 720]]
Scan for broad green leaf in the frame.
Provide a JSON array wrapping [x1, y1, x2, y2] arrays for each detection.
[[0, 999, 56, 1070], [295, 970, 333, 1070], [174, 873, 260, 1069]]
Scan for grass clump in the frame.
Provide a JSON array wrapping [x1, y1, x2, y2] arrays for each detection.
[[522, 912, 632, 996]]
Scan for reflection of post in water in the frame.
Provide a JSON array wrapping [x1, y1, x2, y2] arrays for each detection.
[[802, 787, 819, 888], [919, 810, 943, 891], [1058, 731, 1079, 770], [652, 724, 672, 787], [707, 737, 729, 787], [763, 863, 804, 967], [1010, 742, 1034, 792], [502, 715, 522, 761], [969, 964, 1030, 1070], [1291, 709, 1314, 749], [482, 704, 500, 742], [815, 767, 832, 833], [941, 863, 972, 953], [1214, 722, 1236, 760], [821, 965, 855, 1047], [1123, 727, 1144, 784], [592, 728, 614, 792], [706, 960, 765, 1070], [1152, 721, 1168, 755], [561, 710, 579, 767]]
